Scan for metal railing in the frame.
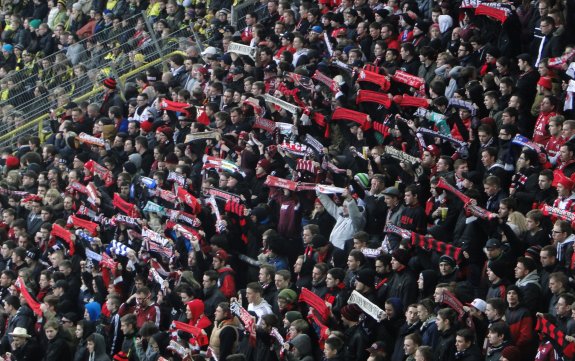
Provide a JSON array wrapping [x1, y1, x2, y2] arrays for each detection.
[[231, 0, 258, 31], [0, 11, 208, 147]]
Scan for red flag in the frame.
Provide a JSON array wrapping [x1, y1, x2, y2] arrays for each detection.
[[177, 188, 201, 214], [51, 223, 75, 255], [15, 277, 42, 316]]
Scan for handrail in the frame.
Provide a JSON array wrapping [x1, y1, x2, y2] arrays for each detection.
[[0, 50, 186, 146]]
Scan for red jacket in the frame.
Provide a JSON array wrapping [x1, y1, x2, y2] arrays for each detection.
[[533, 111, 557, 146], [217, 266, 236, 299]]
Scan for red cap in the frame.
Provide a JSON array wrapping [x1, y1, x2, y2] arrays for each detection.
[[5, 155, 19, 169], [140, 121, 153, 133], [553, 170, 575, 190], [537, 76, 553, 90], [156, 126, 173, 138], [214, 249, 229, 261]]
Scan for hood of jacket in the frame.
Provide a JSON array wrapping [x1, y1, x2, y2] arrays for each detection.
[[289, 334, 312, 357], [187, 299, 205, 324]]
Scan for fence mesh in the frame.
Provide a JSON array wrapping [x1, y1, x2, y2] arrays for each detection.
[[231, 0, 258, 32], [0, 11, 199, 147]]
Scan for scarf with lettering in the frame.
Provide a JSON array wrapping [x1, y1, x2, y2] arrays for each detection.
[[299, 287, 330, 320], [113, 193, 140, 218], [357, 69, 391, 91], [331, 108, 371, 131]]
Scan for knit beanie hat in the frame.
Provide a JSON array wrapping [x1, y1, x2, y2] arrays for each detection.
[[487, 260, 507, 279], [285, 311, 303, 323], [340, 304, 362, 322], [392, 249, 410, 266], [278, 289, 297, 303], [354, 173, 370, 189], [103, 77, 117, 89]]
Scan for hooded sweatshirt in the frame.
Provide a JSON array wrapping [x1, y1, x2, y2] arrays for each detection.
[[88, 333, 110, 361], [288, 334, 314, 361]]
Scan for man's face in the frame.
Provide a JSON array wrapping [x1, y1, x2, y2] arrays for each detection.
[[259, 268, 270, 284], [556, 297, 570, 316], [406, 306, 419, 324], [484, 96, 495, 110], [302, 229, 313, 245], [487, 331, 502, 346], [478, 131, 490, 145], [540, 250, 555, 267], [380, 26, 391, 40], [275, 275, 288, 290], [435, 316, 447, 331], [436, 159, 449, 172], [481, 151, 494, 168], [202, 275, 213, 289], [560, 145, 572, 163], [312, 267, 324, 284], [541, 20, 553, 35], [455, 336, 470, 352], [549, 277, 563, 294], [347, 256, 359, 271], [404, 339, 417, 356], [212, 257, 222, 270], [541, 97, 554, 113], [538, 175, 551, 190], [514, 262, 528, 279], [404, 191, 416, 206], [498, 203, 510, 219], [485, 304, 498, 321], [439, 262, 452, 276], [562, 124, 575, 140], [246, 287, 257, 304], [484, 183, 497, 197], [120, 322, 132, 335]]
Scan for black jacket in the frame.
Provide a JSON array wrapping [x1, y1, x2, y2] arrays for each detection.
[[435, 328, 456, 361]]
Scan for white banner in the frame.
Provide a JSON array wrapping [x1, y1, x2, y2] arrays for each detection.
[[227, 42, 257, 59], [348, 290, 384, 321], [315, 184, 346, 194], [264, 94, 299, 114]]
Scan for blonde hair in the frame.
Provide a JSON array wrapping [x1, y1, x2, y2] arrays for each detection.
[[508, 211, 528, 235]]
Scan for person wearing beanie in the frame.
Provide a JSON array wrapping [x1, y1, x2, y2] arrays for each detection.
[[438, 255, 458, 284], [340, 304, 368, 361], [100, 77, 124, 117], [486, 260, 510, 300], [500, 345, 521, 361], [283, 311, 303, 330], [250, 158, 271, 206], [382, 186, 405, 250], [388, 248, 418, 308], [212, 250, 236, 299], [505, 284, 536, 356], [354, 268, 376, 301]]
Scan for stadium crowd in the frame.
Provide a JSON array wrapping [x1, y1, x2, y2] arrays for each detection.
[[0, 0, 575, 359]]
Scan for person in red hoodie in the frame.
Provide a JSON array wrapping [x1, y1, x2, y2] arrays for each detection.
[[533, 95, 558, 147], [212, 249, 236, 299], [185, 299, 212, 347]]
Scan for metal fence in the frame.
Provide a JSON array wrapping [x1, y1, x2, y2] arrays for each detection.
[[231, 0, 259, 31], [0, 11, 203, 147]]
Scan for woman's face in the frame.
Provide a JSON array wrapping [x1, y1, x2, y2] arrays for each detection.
[[294, 258, 303, 273], [75, 325, 83, 339], [45, 327, 57, 340], [39, 274, 49, 288]]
